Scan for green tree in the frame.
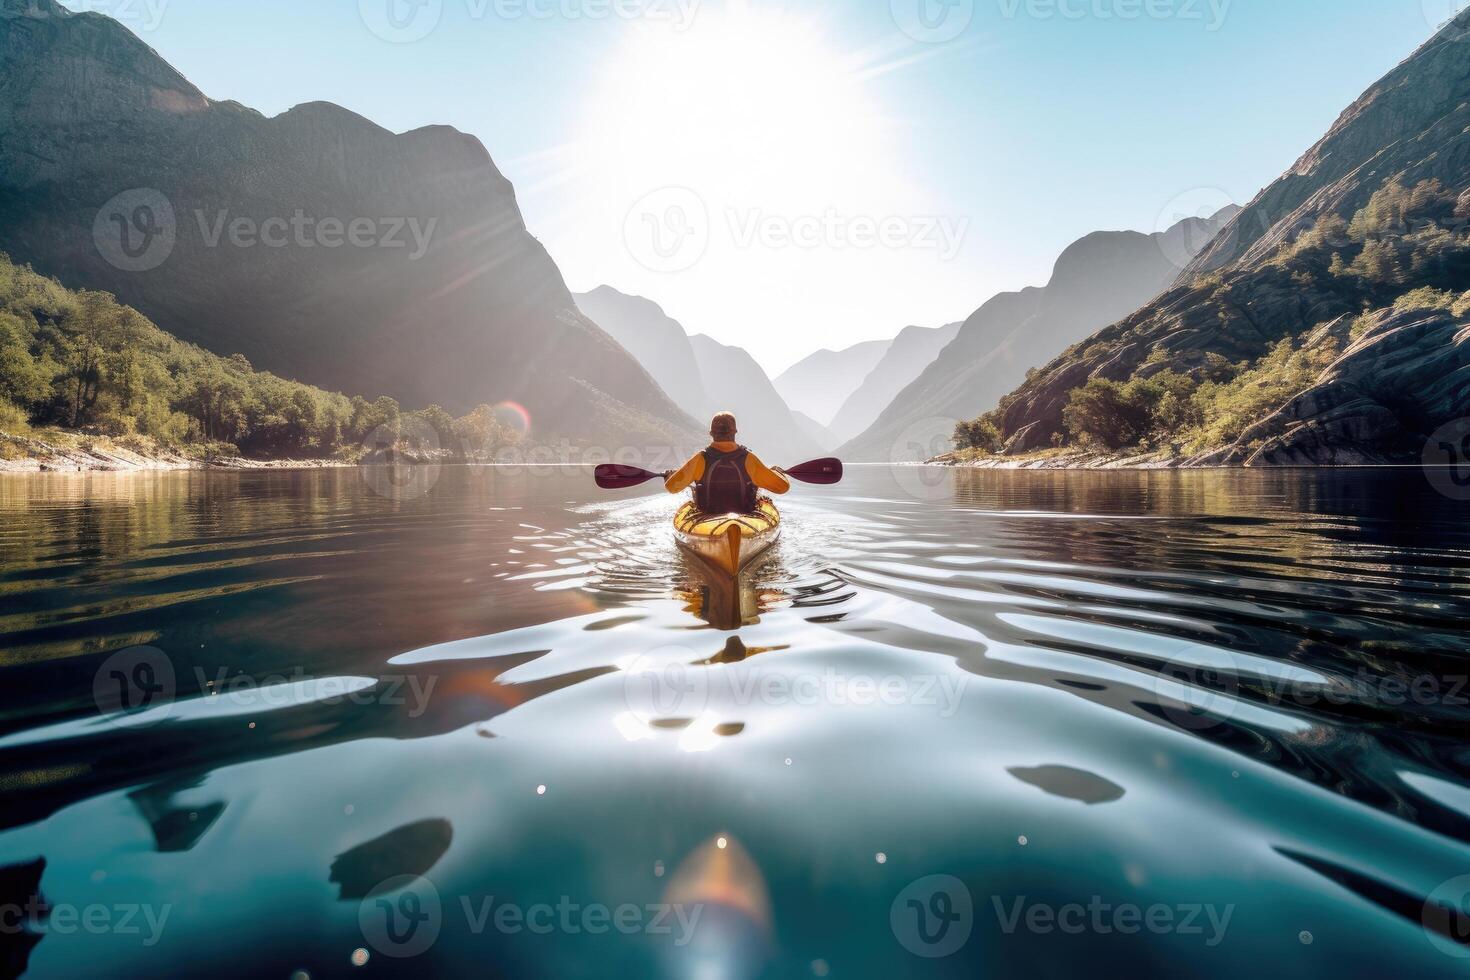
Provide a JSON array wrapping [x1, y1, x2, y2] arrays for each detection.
[[953, 417, 1003, 453], [1063, 378, 1156, 450]]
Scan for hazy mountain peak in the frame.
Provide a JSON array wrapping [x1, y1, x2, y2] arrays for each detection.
[[774, 339, 892, 427]]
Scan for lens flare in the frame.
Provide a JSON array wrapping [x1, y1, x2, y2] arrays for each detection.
[[493, 401, 532, 437]]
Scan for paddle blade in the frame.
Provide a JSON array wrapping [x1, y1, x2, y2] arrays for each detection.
[[595, 464, 662, 490], [785, 457, 843, 485]]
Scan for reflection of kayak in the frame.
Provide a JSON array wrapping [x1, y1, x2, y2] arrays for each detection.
[[674, 500, 781, 579]]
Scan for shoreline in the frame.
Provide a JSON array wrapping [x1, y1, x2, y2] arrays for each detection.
[[0, 430, 351, 474], [920, 448, 1429, 470]]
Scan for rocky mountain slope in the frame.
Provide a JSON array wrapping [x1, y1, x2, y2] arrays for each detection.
[[827, 322, 962, 445], [840, 209, 1238, 461], [0, 0, 699, 448], [773, 341, 891, 427], [986, 11, 1470, 465]]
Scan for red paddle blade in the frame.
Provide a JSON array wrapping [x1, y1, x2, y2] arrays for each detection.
[[595, 464, 662, 490], [785, 457, 843, 485]]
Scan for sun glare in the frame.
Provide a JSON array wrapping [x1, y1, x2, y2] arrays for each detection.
[[581, 6, 896, 209]]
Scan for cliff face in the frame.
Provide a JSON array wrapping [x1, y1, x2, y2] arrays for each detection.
[[1186, 15, 1470, 278], [0, 0, 698, 448]]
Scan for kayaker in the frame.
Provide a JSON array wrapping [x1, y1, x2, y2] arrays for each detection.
[[664, 412, 791, 514]]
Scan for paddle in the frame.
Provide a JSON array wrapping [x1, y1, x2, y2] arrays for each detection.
[[594, 464, 665, 490], [594, 457, 844, 490], [784, 457, 844, 485]]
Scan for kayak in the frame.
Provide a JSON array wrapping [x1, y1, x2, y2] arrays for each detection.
[[673, 499, 782, 579]]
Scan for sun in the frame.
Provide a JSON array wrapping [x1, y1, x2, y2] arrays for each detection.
[[579, 4, 897, 211]]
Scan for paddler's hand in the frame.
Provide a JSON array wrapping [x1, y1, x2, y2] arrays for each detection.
[[773, 467, 787, 476], [662, 470, 674, 480]]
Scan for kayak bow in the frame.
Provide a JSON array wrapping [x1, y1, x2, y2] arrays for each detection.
[[673, 499, 782, 579]]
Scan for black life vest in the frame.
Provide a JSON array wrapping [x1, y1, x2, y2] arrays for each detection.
[[695, 446, 758, 514]]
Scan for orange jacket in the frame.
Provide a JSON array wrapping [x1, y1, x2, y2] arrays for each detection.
[[664, 442, 791, 495]]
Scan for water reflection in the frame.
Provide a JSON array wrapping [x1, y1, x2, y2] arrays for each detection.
[[1, 466, 1469, 977], [1006, 766, 1126, 805], [330, 819, 453, 900], [128, 777, 225, 852]]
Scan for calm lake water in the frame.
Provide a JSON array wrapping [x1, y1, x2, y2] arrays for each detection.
[[1, 465, 1469, 977]]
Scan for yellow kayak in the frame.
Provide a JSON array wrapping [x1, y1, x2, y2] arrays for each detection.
[[673, 499, 782, 578]]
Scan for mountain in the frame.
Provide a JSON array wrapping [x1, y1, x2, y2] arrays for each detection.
[[688, 335, 825, 463], [774, 341, 892, 427], [791, 411, 839, 453], [573, 286, 706, 418], [841, 208, 1239, 461], [827, 322, 962, 444], [987, 11, 1470, 465], [0, 0, 698, 448], [573, 286, 827, 460]]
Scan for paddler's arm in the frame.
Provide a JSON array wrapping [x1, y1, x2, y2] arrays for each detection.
[[664, 452, 705, 493], [744, 452, 791, 495]]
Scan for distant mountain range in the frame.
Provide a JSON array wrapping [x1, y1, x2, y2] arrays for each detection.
[[827, 322, 962, 445], [989, 9, 1470, 465], [839, 208, 1239, 461], [573, 287, 823, 462], [0, 0, 699, 449], [774, 342, 891, 427], [689, 335, 825, 461]]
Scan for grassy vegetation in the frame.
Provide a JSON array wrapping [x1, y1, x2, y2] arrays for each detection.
[[0, 254, 518, 461], [956, 177, 1470, 460]]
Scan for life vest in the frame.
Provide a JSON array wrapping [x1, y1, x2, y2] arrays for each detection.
[[695, 446, 758, 514]]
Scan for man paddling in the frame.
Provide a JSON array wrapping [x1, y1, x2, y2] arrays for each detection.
[[664, 412, 791, 514]]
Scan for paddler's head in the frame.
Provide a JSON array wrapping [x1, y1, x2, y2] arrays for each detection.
[[710, 412, 737, 443]]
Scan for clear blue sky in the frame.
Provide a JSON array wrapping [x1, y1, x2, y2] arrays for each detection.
[[73, 0, 1451, 372]]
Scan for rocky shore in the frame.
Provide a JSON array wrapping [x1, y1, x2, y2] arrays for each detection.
[[0, 431, 350, 474]]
